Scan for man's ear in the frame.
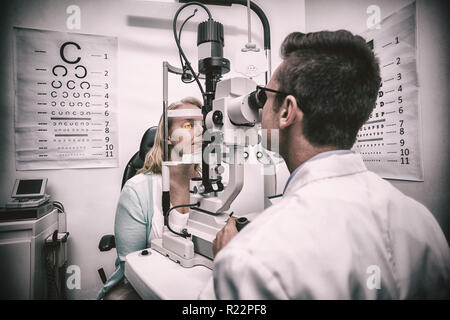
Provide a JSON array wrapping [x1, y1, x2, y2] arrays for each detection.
[[279, 95, 302, 130]]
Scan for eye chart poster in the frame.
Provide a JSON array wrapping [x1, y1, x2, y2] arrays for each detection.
[[353, 2, 423, 181], [14, 27, 118, 170]]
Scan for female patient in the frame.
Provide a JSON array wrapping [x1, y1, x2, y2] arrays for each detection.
[[97, 97, 202, 299]]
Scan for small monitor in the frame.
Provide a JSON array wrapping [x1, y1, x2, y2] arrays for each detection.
[[11, 178, 47, 198]]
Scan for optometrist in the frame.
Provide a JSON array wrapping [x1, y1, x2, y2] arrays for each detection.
[[199, 30, 450, 299]]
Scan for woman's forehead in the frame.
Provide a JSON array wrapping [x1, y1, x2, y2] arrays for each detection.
[[176, 103, 201, 110], [169, 104, 202, 122]]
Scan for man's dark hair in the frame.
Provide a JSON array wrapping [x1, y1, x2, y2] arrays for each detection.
[[275, 30, 381, 149]]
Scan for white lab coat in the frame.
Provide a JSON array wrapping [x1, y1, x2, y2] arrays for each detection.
[[199, 152, 450, 299]]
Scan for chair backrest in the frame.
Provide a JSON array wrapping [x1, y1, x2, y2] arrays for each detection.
[[121, 126, 158, 189]]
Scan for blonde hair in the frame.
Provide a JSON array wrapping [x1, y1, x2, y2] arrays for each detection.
[[137, 97, 203, 175]]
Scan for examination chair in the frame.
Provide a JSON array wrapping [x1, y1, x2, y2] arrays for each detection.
[[97, 126, 157, 284]]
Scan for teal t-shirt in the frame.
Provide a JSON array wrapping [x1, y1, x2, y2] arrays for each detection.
[[97, 173, 154, 299]]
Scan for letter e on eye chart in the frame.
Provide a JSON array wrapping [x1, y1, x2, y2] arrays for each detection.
[[13, 27, 118, 170]]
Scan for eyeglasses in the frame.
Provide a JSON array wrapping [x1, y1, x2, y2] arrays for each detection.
[[255, 85, 292, 109], [252, 85, 306, 114]]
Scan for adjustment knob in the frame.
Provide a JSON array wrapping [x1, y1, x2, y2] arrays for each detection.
[[215, 165, 225, 175], [197, 184, 206, 194], [235, 217, 250, 232], [212, 110, 223, 125]]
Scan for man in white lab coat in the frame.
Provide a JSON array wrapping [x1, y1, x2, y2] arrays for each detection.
[[201, 30, 450, 299]]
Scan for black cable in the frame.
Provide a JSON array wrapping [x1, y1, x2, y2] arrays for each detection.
[[179, 0, 271, 83], [52, 200, 64, 213], [178, 10, 196, 64], [173, 2, 212, 99], [178, 9, 195, 67], [178, 9, 198, 83], [44, 243, 60, 299], [165, 202, 200, 238], [178, 1, 270, 49], [59, 261, 68, 300]]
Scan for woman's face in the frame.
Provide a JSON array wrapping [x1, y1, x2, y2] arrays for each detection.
[[168, 103, 203, 161]]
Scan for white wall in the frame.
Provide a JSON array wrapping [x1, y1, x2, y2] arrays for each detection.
[[305, 0, 450, 242], [0, 0, 305, 299]]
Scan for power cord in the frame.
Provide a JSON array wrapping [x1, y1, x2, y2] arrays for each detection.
[[52, 200, 65, 213], [178, 9, 199, 84], [165, 202, 200, 238], [44, 238, 61, 299], [173, 2, 212, 99], [52, 200, 67, 233]]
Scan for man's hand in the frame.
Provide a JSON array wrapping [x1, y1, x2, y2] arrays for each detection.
[[213, 217, 238, 257]]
